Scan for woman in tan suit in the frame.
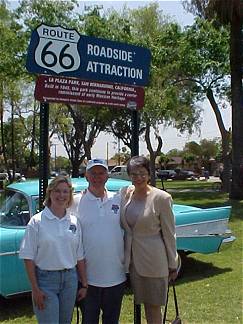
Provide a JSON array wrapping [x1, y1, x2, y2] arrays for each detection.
[[120, 156, 178, 324]]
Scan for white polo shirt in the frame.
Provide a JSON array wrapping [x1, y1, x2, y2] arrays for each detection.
[[19, 207, 84, 270], [78, 190, 126, 287]]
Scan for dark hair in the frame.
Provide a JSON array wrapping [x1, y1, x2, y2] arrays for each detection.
[[127, 156, 150, 175]]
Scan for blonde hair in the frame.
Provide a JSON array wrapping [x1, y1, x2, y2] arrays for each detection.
[[44, 176, 73, 208]]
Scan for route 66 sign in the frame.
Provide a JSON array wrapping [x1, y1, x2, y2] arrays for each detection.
[[26, 24, 81, 75], [26, 23, 151, 85]]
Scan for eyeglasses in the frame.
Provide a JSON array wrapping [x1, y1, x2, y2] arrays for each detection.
[[130, 172, 148, 178]]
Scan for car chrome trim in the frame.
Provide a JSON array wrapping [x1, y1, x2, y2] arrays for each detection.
[[176, 218, 228, 226], [222, 236, 236, 243], [5, 289, 31, 297], [176, 218, 229, 236], [0, 250, 19, 256], [219, 236, 236, 251]]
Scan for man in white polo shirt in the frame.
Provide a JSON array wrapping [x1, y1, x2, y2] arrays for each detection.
[[77, 159, 126, 324]]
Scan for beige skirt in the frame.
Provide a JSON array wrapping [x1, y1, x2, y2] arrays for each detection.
[[129, 263, 168, 306]]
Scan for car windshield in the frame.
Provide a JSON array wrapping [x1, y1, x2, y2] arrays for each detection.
[[0, 190, 30, 226]]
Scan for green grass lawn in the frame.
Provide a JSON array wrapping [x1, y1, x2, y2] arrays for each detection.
[[0, 182, 242, 323], [156, 178, 218, 190]]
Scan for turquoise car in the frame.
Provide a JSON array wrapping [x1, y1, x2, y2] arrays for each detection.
[[0, 179, 235, 298]]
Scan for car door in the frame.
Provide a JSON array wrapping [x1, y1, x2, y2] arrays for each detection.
[[0, 190, 31, 297]]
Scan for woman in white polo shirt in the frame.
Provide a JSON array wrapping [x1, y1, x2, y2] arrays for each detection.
[[19, 176, 87, 324]]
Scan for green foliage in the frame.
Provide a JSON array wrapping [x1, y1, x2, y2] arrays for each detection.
[[179, 18, 229, 91], [0, 0, 26, 81], [158, 152, 173, 168], [183, 0, 243, 24], [126, 4, 203, 141], [50, 156, 71, 172], [167, 148, 184, 157], [3, 116, 38, 170], [183, 138, 221, 163], [182, 1, 242, 198], [15, 0, 80, 30]]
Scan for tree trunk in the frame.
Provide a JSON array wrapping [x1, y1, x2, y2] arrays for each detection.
[[71, 160, 80, 178], [0, 93, 9, 175], [221, 131, 231, 192], [10, 100, 15, 182], [144, 121, 163, 187], [229, 14, 243, 199], [206, 88, 231, 192], [28, 102, 37, 170]]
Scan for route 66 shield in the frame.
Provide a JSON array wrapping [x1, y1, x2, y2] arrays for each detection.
[[34, 24, 80, 74]]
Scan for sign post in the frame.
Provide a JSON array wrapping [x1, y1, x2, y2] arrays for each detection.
[[39, 102, 49, 208], [131, 110, 140, 156]]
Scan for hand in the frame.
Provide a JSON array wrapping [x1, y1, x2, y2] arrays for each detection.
[[77, 287, 88, 301], [169, 269, 178, 282], [32, 287, 46, 310]]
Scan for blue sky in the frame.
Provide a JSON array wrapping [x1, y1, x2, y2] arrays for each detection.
[[78, 0, 195, 27]]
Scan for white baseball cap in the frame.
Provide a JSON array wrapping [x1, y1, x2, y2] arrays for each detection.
[[86, 159, 108, 171]]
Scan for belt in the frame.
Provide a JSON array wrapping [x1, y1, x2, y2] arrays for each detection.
[[38, 267, 74, 272], [50, 268, 73, 272]]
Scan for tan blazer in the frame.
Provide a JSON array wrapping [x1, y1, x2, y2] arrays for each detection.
[[120, 186, 178, 278]]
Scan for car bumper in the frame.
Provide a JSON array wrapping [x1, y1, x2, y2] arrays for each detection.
[[219, 235, 236, 251]]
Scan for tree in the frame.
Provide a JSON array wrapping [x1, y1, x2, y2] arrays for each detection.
[[50, 156, 71, 174], [182, 152, 197, 170], [52, 104, 113, 177], [183, 0, 243, 198], [125, 4, 202, 185], [14, 0, 111, 176], [183, 138, 219, 172], [0, 0, 27, 177], [110, 147, 130, 165], [107, 109, 134, 151], [2, 116, 39, 173], [13, 1, 138, 176], [170, 17, 231, 191], [158, 153, 173, 169]]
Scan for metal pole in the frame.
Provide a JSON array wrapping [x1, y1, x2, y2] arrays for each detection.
[[39, 102, 49, 211], [106, 142, 109, 165], [131, 110, 139, 157], [118, 137, 121, 165], [131, 109, 141, 324], [134, 302, 141, 324], [54, 143, 57, 171]]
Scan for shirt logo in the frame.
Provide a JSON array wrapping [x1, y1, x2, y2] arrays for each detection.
[[69, 224, 77, 233], [111, 204, 119, 214]]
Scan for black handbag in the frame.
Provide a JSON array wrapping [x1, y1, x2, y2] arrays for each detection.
[[163, 281, 182, 324]]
